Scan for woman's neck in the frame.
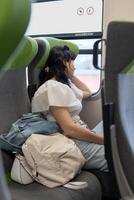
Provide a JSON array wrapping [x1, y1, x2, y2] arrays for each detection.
[[50, 76, 56, 80]]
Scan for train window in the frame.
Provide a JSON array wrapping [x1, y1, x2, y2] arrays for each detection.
[[74, 54, 101, 93], [26, 0, 103, 94], [68, 39, 102, 93]]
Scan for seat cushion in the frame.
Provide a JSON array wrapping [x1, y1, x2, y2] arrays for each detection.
[[8, 171, 102, 200], [90, 170, 120, 200]]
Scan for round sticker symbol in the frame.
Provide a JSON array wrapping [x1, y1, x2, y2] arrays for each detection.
[[77, 7, 84, 16], [87, 7, 94, 15]]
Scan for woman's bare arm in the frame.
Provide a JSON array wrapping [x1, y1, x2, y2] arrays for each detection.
[[71, 75, 92, 99], [50, 106, 103, 145]]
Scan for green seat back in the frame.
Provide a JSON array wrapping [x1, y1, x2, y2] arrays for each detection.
[[5, 36, 38, 69], [34, 39, 50, 69], [0, 0, 31, 68], [46, 37, 79, 57]]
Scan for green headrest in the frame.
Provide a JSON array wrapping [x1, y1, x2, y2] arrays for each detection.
[[46, 37, 79, 57], [0, 0, 31, 68], [35, 37, 79, 69], [4, 36, 38, 69]]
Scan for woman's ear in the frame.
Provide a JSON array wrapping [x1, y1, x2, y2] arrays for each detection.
[[63, 60, 67, 67], [64, 60, 70, 69]]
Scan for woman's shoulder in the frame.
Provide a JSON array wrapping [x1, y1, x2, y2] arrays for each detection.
[[47, 79, 69, 88], [46, 79, 73, 90], [39, 79, 68, 87], [32, 79, 77, 112], [34, 79, 71, 97]]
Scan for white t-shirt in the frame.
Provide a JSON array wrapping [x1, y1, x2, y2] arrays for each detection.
[[32, 80, 83, 122]]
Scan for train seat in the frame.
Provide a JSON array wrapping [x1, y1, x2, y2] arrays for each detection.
[[28, 38, 50, 100], [0, 36, 102, 200], [0, 1, 31, 199], [0, 35, 40, 174], [104, 21, 134, 199]]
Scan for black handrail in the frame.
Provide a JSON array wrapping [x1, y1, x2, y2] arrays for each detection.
[[93, 39, 106, 70]]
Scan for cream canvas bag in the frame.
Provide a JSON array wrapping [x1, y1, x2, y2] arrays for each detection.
[[22, 133, 86, 188]]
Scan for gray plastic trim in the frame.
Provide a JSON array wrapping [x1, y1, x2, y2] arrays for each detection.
[[0, 152, 11, 200], [110, 125, 134, 200]]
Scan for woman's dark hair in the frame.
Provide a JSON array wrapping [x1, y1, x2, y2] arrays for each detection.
[[39, 45, 76, 86]]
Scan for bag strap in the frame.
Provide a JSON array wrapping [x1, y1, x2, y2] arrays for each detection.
[[16, 154, 37, 178], [23, 148, 38, 178], [64, 181, 88, 189]]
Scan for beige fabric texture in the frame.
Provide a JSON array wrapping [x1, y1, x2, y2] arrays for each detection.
[[22, 133, 86, 188]]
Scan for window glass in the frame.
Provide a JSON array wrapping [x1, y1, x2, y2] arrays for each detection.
[[74, 54, 101, 93], [68, 39, 101, 93], [68, 39, 101, 50]]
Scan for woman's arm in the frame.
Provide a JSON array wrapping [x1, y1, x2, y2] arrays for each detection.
[[71, 75, 92, 99], [50, 106, 104, 145]]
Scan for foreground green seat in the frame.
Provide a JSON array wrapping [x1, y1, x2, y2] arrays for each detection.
[[0, 1, 31, 199], [0, 36, 37, 200], [0, 0, 31, 68]]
